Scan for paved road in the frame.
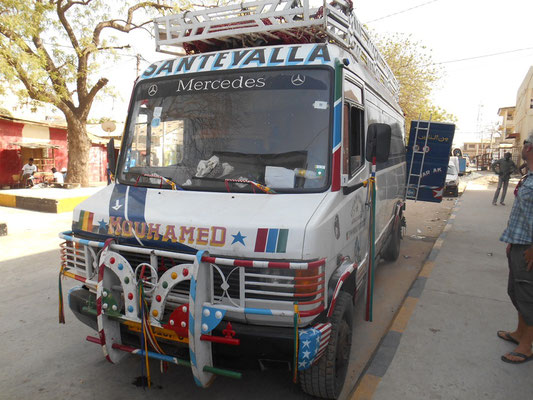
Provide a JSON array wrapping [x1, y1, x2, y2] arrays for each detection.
[[0, 199, 454, 400]]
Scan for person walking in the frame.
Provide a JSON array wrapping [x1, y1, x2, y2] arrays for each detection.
[[498, 135, 533, 364], [492, 152, 517, 205]]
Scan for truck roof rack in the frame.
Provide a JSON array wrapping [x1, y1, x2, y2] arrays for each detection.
[[153, 0, 399, 99]]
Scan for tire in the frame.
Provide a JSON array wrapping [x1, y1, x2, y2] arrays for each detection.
[[299, 291, 353, 399], [382, 215, 401, 262], [453, 187, 459, 197]]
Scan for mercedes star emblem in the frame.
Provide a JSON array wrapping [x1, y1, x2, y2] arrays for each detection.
[[291, 74, 306, 86], [148, 84, 158, 96]]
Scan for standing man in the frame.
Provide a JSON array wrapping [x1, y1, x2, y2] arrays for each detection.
[[20, 157, 37, 187], [492, 152, 517, 205], [498, 135, 533, 364]]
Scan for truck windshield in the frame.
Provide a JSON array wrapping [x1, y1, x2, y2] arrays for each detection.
[[118, 68, 332, 193]]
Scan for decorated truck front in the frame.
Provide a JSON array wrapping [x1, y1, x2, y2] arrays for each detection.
[[58, 2, 405, 399], [61, 42, 341, 389]]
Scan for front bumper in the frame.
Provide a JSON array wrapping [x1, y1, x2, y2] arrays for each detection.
[[59, 230, 331, 385]]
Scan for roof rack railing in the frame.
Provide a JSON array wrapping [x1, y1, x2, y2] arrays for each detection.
[[153, 0, 399, 99]]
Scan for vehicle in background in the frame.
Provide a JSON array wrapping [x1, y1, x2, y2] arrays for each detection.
[[451, 148, 467, 175], [445, 161, 459, 197], [406, 121, 456, 203], [449, 156, 460, 176]]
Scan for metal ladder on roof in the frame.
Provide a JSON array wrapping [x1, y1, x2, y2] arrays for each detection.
[[406, 113, 433, 201], [152, 0, 399, 100]]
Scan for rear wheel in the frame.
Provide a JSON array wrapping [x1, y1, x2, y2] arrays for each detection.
[[299, 291, 353, 399], [382, 215, 401, 261]]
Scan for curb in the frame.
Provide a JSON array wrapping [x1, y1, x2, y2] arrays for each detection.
[[349, 197, 463, 400], [0, 193, 89, 213]]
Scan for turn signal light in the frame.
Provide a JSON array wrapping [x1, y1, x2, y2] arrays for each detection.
[[294, 269, 324, 294]]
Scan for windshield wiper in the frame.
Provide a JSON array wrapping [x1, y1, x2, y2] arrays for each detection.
[[134, 173, 183, 190], [224, 179, 276, 194]]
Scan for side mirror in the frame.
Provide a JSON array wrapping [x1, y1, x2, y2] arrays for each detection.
[[107, 138, 116, 176], [366, 123, 391, 163]]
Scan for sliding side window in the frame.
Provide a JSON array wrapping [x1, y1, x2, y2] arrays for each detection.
[[343, 80, 365, 177]]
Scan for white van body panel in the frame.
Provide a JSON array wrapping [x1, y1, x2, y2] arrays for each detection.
[[73, 183, 329, 261]]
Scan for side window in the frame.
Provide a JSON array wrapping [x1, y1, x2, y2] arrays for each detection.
[[349, 105, 364, 174], [344, 79, 365, 176], [343, 102, 365, 176]]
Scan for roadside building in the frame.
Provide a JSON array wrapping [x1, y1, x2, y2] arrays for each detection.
[[498, 106, 517, 142], [492, 66, 533, 167], [462, 140, 491, 159], [515, 66, 533, 144], [494, 106, 521, 163], [0, 115, 111, 188]]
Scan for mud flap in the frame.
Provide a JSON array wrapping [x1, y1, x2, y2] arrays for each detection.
[[189, 250, 215, 388]]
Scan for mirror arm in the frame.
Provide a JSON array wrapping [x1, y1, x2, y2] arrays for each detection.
[[342, 181, 365, 195]]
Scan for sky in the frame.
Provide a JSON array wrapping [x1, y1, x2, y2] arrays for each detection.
[[5, 0, 533, 146], [353, 0, 533, 144]]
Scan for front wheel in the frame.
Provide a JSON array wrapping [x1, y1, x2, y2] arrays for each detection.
[[299, 291, 353, 399], [453, 186, 459, 197]]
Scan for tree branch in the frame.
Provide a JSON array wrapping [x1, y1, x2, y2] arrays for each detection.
[[31, 34, 73, 104], [97, 44, 131, 51], [57, 0, 81, 52], [79, 77, 108, 120], [64, 0, 93, 7], [0, 49, 76, 117], [56, 0, 88, 100], [92, 2, 174, 46], [0, 21, 73, 107]]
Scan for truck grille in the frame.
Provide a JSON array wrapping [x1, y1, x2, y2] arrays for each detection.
[[67, 233, 324, 317]]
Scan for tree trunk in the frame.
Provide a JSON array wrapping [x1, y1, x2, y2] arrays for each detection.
[[65, 116, 91, 187]]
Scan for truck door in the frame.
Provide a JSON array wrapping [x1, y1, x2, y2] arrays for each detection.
[[341, 76, 369, 265]]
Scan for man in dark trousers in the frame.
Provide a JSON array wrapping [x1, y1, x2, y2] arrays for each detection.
[[498, 135, 533, 363], [492, 152, 517, 205]]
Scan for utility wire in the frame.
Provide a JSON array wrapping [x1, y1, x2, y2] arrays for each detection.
[[365, 0, 440, 23], [433, 47, 533, 65]]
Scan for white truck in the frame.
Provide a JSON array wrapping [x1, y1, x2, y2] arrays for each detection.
[[59, 1, 406, 398]]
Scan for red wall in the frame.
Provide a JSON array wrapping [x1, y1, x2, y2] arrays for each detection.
[[49, 127, 68, 171], [0, 119, 24, 186], [89, 144, 108, 183], [0, 119, 108, 186]]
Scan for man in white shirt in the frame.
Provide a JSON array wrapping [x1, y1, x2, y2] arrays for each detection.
[[51, 167, 64, 184], [21, 158, 37, 187]]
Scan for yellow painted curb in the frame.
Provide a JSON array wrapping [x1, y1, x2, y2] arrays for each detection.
[[56, 196, 90, 213], [351, 374, 381, 400], [390, 297, 419, 333], [433, 238, 444, 250], [419, 261, 435, 278], [0, 193, 17, 208]]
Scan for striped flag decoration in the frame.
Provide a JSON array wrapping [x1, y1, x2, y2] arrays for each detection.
[[297, 322, 332, 370], [77, 210, 97, 232], [254, 228, 288, 253]]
